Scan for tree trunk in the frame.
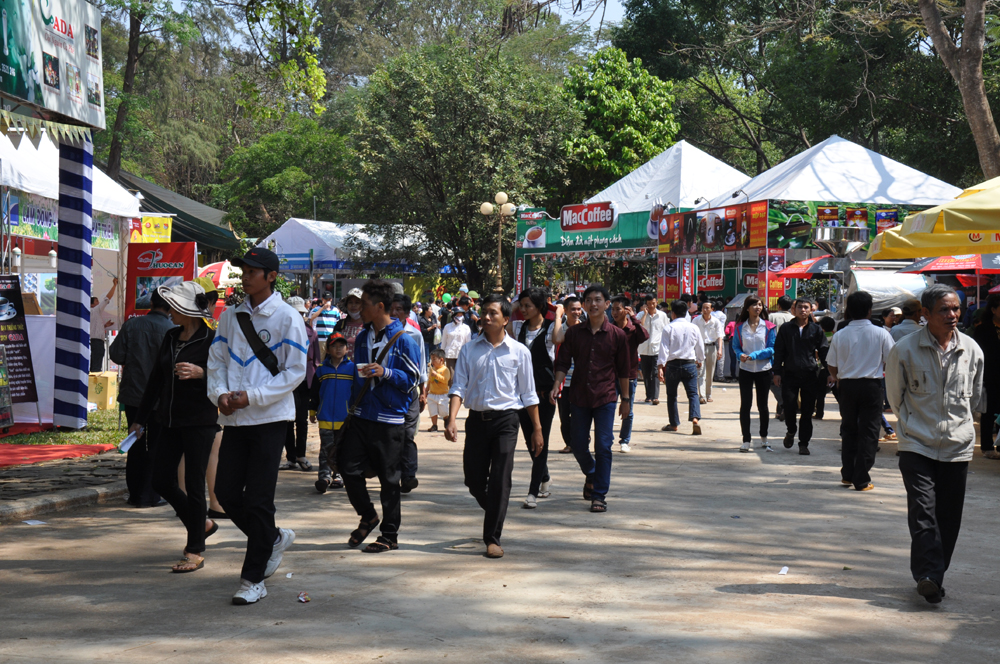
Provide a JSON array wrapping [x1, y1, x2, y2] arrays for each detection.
[[918, 0, 1000, 178], [106, 10, 145, 179]]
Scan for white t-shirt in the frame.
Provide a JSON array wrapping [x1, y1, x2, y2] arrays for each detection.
[[512, 319, 556, 362], [90, 297, 111, 339]]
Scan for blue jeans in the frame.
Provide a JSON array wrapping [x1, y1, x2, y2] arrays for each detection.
[[617, 378, 637, 444], [569, 401, 616, 502], [666, 362, 701, 427]]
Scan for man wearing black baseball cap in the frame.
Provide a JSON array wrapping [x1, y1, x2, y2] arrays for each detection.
[[208, 246, 308, 605]]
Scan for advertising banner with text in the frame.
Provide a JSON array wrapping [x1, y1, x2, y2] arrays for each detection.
[[758, 248, 787, 310], [658, 201, 768, 256], [125, 242, 197, 319], [0, 274, 38, 403], [516, 207, 658, 255], [129, 216, 173, 244], [0, 0, 106, 128]]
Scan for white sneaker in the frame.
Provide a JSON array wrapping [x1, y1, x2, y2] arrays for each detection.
[[537, 481, 551, 498], [263, 527, 295, 579], [620, 443, 631, 453], [760, 437, 773, 451], [739, 442, 752, 453], [232, 578, 267, 605], [523, 494, 537, 509]]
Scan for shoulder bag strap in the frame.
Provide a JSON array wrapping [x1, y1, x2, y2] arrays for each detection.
[[236, 311, 280, 377], [341, 329, 406, 429]]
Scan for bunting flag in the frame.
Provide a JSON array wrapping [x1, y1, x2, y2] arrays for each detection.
[[53, 135, 94, 429]]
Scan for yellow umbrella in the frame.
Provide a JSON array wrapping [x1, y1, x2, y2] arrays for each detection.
[[867, 224, 1000, 259], [899, 186, 1000, 235], [958, 175, 1000, 198]]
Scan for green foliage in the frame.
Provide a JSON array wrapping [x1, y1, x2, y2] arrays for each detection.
[[215, 116, 351, 238], [561, 47, 679, 202], [351, 38, 581, 291]]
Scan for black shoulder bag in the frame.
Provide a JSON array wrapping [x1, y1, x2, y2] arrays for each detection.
[[236, 312, 281, 377]]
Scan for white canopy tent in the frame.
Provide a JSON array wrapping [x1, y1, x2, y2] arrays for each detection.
[[258, 217, 359, 267], [585, 140, 750, 212], [1, 131, 141, 218], [704, 135, 962, 209]]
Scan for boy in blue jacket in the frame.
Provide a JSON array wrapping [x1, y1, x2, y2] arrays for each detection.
[[310, 333, 355, 493], [338, 280, 421, 553]]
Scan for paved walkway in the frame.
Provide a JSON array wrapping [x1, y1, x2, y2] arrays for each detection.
[[1, 385, 999, 663]]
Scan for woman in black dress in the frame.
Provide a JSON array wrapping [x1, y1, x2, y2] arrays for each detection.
[[131, 281, 220, 572]]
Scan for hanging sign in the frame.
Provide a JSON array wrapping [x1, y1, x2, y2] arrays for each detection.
[[129, 216, 173, 244], [124, 242, 197, 319], [0, 275, 39, 403], [758, 248, 787, 310], [559, 201, 618, 232]]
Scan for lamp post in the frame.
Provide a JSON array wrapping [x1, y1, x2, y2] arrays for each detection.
[[480, 192, 516, 294]]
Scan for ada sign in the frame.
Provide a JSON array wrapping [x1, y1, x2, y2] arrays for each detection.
[[559, 201, 618, 233]]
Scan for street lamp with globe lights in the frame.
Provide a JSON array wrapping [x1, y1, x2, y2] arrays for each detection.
[[480, 192, 516, 294]]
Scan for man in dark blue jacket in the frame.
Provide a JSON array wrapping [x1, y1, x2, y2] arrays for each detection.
[[338, 280, 422, 553]]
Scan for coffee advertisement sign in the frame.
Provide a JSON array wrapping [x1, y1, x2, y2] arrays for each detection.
[[0, 274, 39, 403]]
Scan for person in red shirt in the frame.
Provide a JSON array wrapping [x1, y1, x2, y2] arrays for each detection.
[[551, 285, 631, 513]]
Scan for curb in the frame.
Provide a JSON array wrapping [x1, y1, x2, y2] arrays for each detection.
[[0, 481, 128, 525]]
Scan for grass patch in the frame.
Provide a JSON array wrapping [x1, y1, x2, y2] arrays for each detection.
[[0, 409, 126, 447]]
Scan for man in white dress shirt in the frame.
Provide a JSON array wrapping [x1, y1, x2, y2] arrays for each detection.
[[658, 300, 706, 435], [693, 302, 724, 403], [447, 294, 542, 559], [636, 295, 668, 404], [826, 290, 895, 491], [89, 277, 118, 372]]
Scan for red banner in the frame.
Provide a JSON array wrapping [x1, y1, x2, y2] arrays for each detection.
[[125, 242, 198, 320], [659, 255, 679, 300], [697, 273, 725, 291], [680, 258, 693, 294], [514, 257, 524, 295], [758, 248, 786, 310]]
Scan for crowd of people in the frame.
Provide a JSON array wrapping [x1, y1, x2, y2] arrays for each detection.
[[108, 250, 990, 607]]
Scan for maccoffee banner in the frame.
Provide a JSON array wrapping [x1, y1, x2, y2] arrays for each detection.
[[516, 208, 657, 254], [124, 242, 197, 319], [0, 274, 39, 403]]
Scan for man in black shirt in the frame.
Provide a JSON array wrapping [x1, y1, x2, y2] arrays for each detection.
[[772, 298, 827, 455]]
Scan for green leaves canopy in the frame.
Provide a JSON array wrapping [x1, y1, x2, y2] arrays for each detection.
[[351, 41, 580, 291]]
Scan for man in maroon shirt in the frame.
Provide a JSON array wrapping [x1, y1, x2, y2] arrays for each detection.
[[551, 285, 631, 513], [611, 296, 648, 453]]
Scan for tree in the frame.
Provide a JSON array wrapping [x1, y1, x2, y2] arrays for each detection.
[[215, 116, 351, 237], [916, 0, 1000, 178], [351, 39, 580, 291], [561, 47, 679, 202]]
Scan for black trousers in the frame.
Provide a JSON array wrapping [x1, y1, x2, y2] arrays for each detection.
[[518, 397, 553, 496], [401, 394, 420, 481], [215, 421, 287, 583], [738, 369, 771, 443], [284, 381, 309, 461], [898, 452, 968, 586], [781, 370, 818, 446], [123, 405, 161, 506], [839, 378, 882, 488], [558, 395, 573, 447], [980, 410, 997, 453], [639, 355, 659, 401], [815, 372, 829, 417], [152, 425, 217, 554], [339, 418, 404, 543], [464, 410, 519, 546], [89, 339, 105, 373]]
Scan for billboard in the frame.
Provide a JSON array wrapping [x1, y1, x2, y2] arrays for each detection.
[[658, 201, 769, 256], [0, 0, 105, 129], [766, 200, 919, 249], [516, 209, 657, 254], [124, 242, 197, 319]]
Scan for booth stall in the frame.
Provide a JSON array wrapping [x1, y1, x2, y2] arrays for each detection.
[[515, 141, 751, 296], [656, 135, 962, 308]]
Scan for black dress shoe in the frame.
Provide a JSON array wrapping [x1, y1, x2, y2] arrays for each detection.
[[917, 577, 943, 604], [783, 433, 795, 448], [400, 477, 419, 493], [798, 445, 810, 455]]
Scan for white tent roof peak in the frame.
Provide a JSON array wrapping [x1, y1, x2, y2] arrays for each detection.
[[585, 140, 750, 212], [260, 218, 359, 263], [705, 134, 962, 209]]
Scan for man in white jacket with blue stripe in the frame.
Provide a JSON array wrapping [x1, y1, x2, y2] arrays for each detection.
[[207, 248, 308, 605]]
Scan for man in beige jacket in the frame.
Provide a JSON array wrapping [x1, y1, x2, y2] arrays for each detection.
[[885, 284, 985, 605]]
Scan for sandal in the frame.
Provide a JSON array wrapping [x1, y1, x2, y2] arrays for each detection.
[[583, 479, 594, 501], [590, 499, 608, 513], [171, 554, 205, 573], [348, 516, 380, 548], [207, 509, 228, 520], [363, 536, 398, 553]]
